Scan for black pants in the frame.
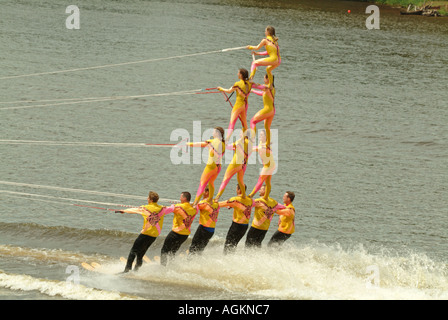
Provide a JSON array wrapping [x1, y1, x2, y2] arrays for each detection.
[[125, 233, 156, 272], [160, 230, 189, 266], [268, 230, 291, 247], [245, 226, 268, 249], [189, 225, 214, 255], [224, 222, 248, 254]]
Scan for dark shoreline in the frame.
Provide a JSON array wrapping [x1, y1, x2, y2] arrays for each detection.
[[353, 0, 448, 16]]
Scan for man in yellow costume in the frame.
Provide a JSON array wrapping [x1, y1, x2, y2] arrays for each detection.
[[245, 185, 284, 248], [218, 184, 253, 254], [160, 192, 198, 266], [268, 191, 296, 247], [116, 191, 174, 273]]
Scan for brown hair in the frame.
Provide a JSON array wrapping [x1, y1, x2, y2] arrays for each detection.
[[181, 191, 191, 202], [265, 73, 275, 87], [237, 183, 247, 192], [215, 126, 225, 143], [148, 191, 159, 203], [266, 25, 278, 42], [239, 68, 249, 81], [286, 191, 295, 202]]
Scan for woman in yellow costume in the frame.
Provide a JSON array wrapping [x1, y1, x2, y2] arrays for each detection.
[[217, 68, 252, 142], [249, 72, 275, 149], [248, 130, 276, 199], [187, 127, 225, 206], [214, 130, 253, 202], [246, 25, 281, 80]]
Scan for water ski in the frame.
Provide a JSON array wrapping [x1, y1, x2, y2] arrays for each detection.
[[81, 262, 95, 271], [81, 262, 103, 273]]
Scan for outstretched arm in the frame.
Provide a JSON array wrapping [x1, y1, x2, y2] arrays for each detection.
[[218, 86, 247, 98], [115, 207, 143, 214], [246, 39, 267, 51], [275, 207, 294, 217], [218, 200, 235, 209], [161, 204, 175, 215], [250, 82, 267, 96], [251, 88, 264, 96], [186, 141, 208, 148], [217, 86, 237, 94]]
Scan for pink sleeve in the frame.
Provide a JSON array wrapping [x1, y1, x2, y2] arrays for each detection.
[[251, 84, 265, 90], [161, 204, 175, 215], [257, 51, 269, 56], [274, 204, 286, 212], [251, 89, 263, 96]]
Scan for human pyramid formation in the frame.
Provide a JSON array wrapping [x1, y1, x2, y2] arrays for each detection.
[[117, 26, 296, 272]]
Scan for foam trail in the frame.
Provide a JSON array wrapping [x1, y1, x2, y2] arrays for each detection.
[[1, 242, 447, 300], [131, 243, 448, 300], [0, 270, 143, 300], [0, 245, 108, 265]]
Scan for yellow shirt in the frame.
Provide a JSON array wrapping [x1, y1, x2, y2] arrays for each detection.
[[172, 202, 198, 235], [232, 79, 252, 109], [265, 35, 280, 60], [219, 196, 253, 224], [124, 203, 174, 237], [262, 85, 275, 109], [231, 136, 252, 166], [198, 200, 220, 229], [276, 203, 295, 234], [256, 142, 275, 169], [205, 138, 225, 166], [251, 197, 283, 231]]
